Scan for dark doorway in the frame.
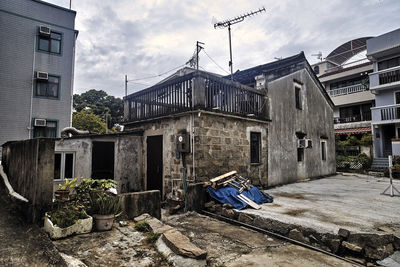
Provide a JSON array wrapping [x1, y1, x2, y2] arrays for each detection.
[[382, 125, 395, 157], [147, 135, 163, 196], [92, 141, 115, 180]]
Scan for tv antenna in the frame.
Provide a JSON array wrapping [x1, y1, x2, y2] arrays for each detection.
[[214, 7, 266, 80], [312, 51, 323, 61]]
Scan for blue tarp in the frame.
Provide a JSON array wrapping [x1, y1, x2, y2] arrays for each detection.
[[207, 185, 273, 210]]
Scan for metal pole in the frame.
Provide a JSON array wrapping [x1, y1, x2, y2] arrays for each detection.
[[196, 42, 199, 71], [125, 75, 128, 97], [228, 24, 233, 80], [182, 153, 188, 212]]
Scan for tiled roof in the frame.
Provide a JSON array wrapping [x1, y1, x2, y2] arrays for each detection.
[[335, 127, 371, 135]]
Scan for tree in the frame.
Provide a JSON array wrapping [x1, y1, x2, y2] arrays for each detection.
[[73, 89, 124, 129], [72, 109, 107, 134]]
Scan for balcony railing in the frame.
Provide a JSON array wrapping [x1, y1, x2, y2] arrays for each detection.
[[379, 69, 400, 85], [371, 104, 400, 122], [334, 112, 371, 124], [370, 65, 400, 89], [328, 84, 367, 97], [124, 71, 267, 122]]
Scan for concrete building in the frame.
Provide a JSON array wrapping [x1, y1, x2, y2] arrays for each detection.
[[367, 28, 400, 159], [312, 38, 374, 139], [0, 0, 78, 154]]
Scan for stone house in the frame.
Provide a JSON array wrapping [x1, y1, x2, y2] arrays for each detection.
[[123, 51, 336, 195]]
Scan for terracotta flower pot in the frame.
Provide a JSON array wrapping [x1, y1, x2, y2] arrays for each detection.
[[93, 214, 114, 231], [54, 189, 70, 201]]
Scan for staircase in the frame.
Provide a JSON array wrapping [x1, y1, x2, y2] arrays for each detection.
[[370, 157, 389, 169]]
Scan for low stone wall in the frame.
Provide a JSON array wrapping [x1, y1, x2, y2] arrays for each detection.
[[120, 190, 161, 220], [205, 203, 399, 263]]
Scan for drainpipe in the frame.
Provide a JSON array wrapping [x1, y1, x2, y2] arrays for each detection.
[[28, 32, 37, 138], [0, 164, 28, 203], [191, 113, 196, 182]]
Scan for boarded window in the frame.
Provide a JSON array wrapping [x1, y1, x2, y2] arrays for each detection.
[[297, 148, 304, 162], [250, 132, 261, 163]]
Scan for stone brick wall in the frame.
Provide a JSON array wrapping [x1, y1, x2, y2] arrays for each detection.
[[194, 112, 268, 186]]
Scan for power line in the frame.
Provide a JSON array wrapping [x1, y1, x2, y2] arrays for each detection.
[[127, 63, 187, 82], [202, 49, 230, 75]]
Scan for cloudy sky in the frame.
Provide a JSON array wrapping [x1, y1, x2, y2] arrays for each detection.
[[44, 0, 400, 98]]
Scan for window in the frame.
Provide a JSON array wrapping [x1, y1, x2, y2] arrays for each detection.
[[250, 132, 261, 163], [297, 148, 304, 162], [378, 56, 400, 71], [39, 31, 62, 54], [313, 66, 320, 75], [295, 87, 302, 110], [321, 140, 327, 161], [54, 152, 75, 180], [36, 75, 59, 98], [33, 120, 57, 138]]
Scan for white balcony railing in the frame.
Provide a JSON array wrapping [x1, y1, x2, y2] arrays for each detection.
[[371, 103, 400, 122], [370, 65, 400, 89], [328, 84, 367, 97]]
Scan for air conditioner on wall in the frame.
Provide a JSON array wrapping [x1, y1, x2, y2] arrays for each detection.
[[34, 119, 46, 127], [39, 26, 51, 36], [36, 71, 48, 80], [306, 139, 313, 148], [297, 139, 306, 148]]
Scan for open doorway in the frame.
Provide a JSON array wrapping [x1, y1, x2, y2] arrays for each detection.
[[92, 141, 115, 180], [146, 135, 163, 196]]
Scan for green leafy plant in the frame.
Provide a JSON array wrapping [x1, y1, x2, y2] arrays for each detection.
[[90, 192, 121, 216], [75, 178, 117, 212], [58, 177, 77, 190], [360, 134, 373, 146], [47, 203, 88, 228], [135, 221, 151, 232]]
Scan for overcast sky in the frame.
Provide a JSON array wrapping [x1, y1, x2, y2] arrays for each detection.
[[44, 0, 400, 98]]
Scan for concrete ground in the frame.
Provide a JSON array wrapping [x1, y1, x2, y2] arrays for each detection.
[[242, 174, 400, 235], [164, 212, 354, 266]]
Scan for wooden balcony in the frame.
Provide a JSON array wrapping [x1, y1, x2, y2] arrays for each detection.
[[124, 71, 268, 122]]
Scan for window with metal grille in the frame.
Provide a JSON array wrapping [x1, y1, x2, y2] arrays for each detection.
[[33, 120, 57, 138], [321, 140, 327, 161], [36, 75, 59, 98], [39, 31, 62, 54], [295, 86, 302, 110], [250, 132, 261, 163]]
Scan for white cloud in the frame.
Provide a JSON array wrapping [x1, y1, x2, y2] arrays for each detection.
[[45, 0, 400, 97]]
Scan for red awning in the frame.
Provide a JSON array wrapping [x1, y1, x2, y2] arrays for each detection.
[[335, 127, 371, 135]]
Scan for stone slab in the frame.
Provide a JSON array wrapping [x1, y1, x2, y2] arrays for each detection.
[[162, 229, 207, 259]]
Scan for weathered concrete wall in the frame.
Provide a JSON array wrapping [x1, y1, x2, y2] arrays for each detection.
[[1, 139, 54, 222], [120, 190, 161, 219], [55, 133, 143, 193], [194, 112, 268, 186], [267, 69, 336, 186], [126, 112, 268, 198]]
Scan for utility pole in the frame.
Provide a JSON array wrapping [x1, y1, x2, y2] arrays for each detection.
[[196, 41, 204, 70], [214, 7, 266, 80], [125, 74, 128, 97]]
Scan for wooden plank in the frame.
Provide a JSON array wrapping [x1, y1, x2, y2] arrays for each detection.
[[237, 194, 261, 210], [210, 171, 237, 183]]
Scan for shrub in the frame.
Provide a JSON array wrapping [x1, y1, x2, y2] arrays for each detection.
[[48, 204, 88, 228], [135, 221, 151, 232], [360, 134, 373, 146]]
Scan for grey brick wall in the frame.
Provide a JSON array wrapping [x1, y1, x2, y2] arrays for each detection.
[[0, 0, 76, 154]]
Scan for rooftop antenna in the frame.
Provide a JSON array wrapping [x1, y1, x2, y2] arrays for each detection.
[[214, 7, 266, 80], [312, 51, 323, 62]]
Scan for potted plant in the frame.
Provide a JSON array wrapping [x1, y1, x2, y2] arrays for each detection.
[[90, 192, 121, 231], [54, 178, 77, 201], [44, 203, 92, 239]]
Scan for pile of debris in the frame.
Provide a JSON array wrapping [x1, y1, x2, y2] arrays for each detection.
[[204, 171, 273, 210]]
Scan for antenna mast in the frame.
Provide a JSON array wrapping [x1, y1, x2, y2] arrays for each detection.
[[214, 7, 266, 80]]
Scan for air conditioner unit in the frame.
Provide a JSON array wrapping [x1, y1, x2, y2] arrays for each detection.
[[306, 139, 313, 148], [39, 26, 51, 36], [297, 139, 306, 148], [36, 71, 48, 80], [34, 119, 46, 127]]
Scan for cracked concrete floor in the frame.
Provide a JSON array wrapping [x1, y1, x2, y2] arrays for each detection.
[[164, 212, 355, 267]]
